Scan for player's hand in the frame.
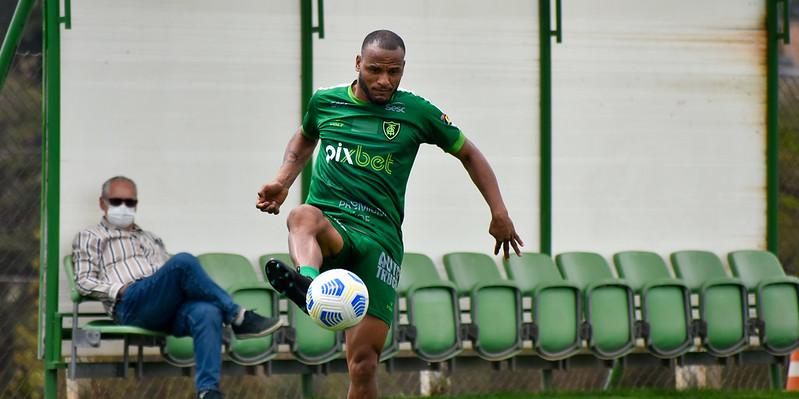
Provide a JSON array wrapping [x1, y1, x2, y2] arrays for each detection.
[[489, 212, 524, 259], [256, 181, 289, 215]]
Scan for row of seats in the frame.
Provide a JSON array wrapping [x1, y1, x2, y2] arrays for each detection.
[[62, 249, 799, 379]]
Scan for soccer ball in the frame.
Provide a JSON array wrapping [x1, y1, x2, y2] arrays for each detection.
[[306, 269, 369, 331]]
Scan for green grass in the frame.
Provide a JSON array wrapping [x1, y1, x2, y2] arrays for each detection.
[[385, 390, 799, 399]]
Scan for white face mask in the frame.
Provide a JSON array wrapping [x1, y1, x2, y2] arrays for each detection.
[[107, 205, 136, 228]]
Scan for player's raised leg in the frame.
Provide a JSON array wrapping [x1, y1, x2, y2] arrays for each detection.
[[345, 315, 389, 399], [264, 204, 343, 311]]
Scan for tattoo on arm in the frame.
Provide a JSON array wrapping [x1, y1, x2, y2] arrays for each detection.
[[284, 150, 299, 164]]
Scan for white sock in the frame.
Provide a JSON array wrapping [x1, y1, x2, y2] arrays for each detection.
[[233, 308, 246, 326]]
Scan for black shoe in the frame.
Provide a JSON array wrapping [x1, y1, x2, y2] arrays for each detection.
[[264, 258, 312, 314], [197, 390, 224, 399], [231, 310, 282, 339]]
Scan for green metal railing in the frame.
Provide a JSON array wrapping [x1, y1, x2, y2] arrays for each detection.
[[41, 0, 62, 396], [0, 0, 35, 89], [300, 0, 325, 202]]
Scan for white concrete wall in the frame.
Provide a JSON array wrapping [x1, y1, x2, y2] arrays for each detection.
[[551, 0, 767, 257], [312, 0, 541, 263], [57, 0, 770, 308], [59, 0, 301, 310]]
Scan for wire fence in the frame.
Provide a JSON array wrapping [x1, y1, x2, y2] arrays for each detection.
[[2, 19, 799, 399], [778, 75, 799, 277], [53, 361, 774, 398], [0, 50, 44, 399]]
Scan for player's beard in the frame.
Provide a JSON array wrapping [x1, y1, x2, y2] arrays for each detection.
[[358, 71, 396, 105]]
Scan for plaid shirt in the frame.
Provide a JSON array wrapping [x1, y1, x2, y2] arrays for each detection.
[[71, 217, 170, 315]]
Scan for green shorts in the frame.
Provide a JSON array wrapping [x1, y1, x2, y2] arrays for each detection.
[[321, 215, 402, 327]]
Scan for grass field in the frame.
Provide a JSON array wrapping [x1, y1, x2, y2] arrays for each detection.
[[384, 390, 799, 398]]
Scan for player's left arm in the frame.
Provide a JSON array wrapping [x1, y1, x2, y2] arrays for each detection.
[[453, 138, 524, 259]]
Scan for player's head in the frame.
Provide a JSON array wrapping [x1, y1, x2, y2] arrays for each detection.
[[355, 30, 406, 105]]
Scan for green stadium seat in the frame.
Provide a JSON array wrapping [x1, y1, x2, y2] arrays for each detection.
[[613, 251, 693, 358], [555, 252, 635, 359], [259, 254, 343, 365], [63, 256, 166, 379], [197, 253, 280, 365], [397, 253, 463, 362], [443, 252, 523, 361], [503, 253, 582, 360], [670, 250, 749, 357], [728, 250, 799, 355]]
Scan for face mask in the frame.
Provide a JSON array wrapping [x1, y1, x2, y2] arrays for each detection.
[[107, 205, 136, 228]]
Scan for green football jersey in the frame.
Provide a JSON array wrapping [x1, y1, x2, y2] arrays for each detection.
[[302, 82, 465, 258]]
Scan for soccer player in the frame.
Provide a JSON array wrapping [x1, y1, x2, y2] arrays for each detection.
[[256, 30, 523, 399]]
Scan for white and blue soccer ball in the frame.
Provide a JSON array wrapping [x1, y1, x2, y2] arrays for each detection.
[[306, 269, 369, 331]]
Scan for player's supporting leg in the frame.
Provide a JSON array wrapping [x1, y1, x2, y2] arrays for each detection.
[[346, 315, 389, 399], [265, 205, 343, 310]]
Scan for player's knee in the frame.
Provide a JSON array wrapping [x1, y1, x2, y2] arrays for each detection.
[[287, 205, 325, 232], [348, 348, 378, 384]]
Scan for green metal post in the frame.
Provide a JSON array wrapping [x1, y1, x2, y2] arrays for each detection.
[[42, 0, 62, 396], [767, 0, 781, 388], [0, 0, 36, 90], [300, 0, 313, 202], [766, 0, 780, 255], [538, 0, 553, 255]]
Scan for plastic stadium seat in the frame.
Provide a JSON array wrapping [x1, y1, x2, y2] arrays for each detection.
[[503, 253, 582, 360], [259, 254, 343, 365], [555, 252, 635, 359], [397, 253, 463, 362], [198, 253, 279, 366], [443, 252, 523, 361], [728, 250, 799, 355], [63, 256, 166, 378], [613, 251, 693, 358], [670, 250, 749, 357]]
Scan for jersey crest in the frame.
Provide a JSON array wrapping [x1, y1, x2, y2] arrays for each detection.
[[382, 121, 401, 141]]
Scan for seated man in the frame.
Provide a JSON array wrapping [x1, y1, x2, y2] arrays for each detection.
[[72, 176, 280, 399]]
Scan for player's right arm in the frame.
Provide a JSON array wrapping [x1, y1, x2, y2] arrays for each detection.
[[256, 126, 318, 215]]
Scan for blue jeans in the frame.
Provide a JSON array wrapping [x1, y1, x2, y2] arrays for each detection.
[[114, 252, 240, 392]]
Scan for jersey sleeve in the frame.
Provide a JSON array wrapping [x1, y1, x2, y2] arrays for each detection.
[[301, 90, 321, 139], [420, 101, 465, 154]]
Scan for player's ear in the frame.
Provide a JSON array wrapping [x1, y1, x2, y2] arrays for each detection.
[[355, 54, 362, 72]]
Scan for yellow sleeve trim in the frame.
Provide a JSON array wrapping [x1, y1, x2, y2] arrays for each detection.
[[448, 131, 466, 154]]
